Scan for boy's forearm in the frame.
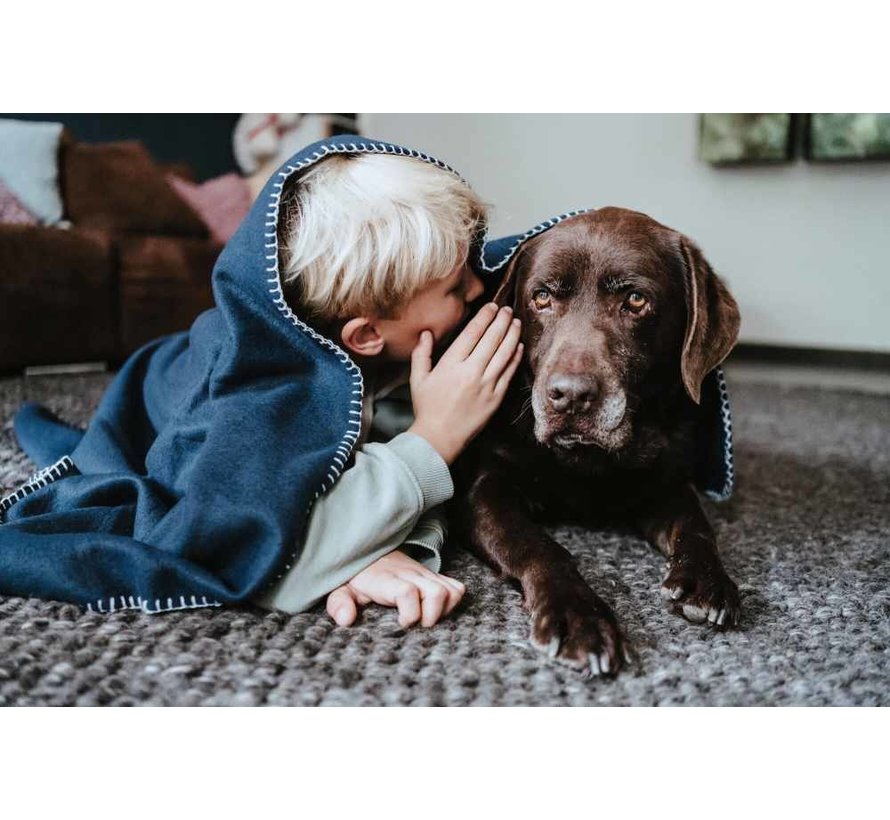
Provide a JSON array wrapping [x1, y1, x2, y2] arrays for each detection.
[[406, 421, 464, 466], [252, 432, 453, 613]]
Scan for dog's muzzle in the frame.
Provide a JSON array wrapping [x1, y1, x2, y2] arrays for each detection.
[[533, 373, 630, 452]]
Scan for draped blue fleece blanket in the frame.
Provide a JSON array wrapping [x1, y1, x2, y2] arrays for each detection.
[[0, 136, 734, 614]]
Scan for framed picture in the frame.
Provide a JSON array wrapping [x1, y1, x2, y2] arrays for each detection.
[[806, 113, 890, 161], [699, 113, 795, 165]]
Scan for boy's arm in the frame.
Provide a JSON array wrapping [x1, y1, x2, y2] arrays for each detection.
[[251, 431, 452, 614], [255, 303, 523, 615]]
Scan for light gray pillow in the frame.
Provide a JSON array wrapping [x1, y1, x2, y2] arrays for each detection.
[[0, 118, 65, 224]]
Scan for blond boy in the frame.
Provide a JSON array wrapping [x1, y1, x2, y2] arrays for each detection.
[[252, 152, 523, 628]]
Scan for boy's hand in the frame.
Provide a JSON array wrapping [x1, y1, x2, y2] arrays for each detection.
[[408, 303, 523, 464], [326, 549, 465, 628]]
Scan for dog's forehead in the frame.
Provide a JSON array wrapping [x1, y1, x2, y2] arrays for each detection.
[[522, 210, 674, 280]]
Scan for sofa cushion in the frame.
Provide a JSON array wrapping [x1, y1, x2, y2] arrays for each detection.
[[63, 141, 208, 237], [0, 225, 117, 370], [118, 236, 218, 355]]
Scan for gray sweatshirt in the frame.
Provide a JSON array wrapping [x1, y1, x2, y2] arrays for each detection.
[[252, 371, 452, 613]]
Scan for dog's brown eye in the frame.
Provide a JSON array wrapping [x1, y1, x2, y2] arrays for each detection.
[[532, 288, 552, 310], [624, 292, 648, 313]]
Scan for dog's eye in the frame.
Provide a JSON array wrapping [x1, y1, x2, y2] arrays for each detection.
[[532, 288, 552, 310], [624, 292, 648, 313]]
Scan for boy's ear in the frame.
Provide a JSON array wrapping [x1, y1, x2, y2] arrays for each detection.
[[340, 317, 385, 358]]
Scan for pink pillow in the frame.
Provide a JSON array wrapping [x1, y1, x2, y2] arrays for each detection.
[[167, 172, 252, 244], [0, 178, 39, 225]]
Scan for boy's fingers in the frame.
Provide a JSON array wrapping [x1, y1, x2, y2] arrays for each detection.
[[414, 565, 465, 614], [495, 343, 524, 394], [442, 575, 465, 594], [395, 585, 422, 628], [326, 585, 358, 627], [410, 330, 434, 382], [441, 576, 465, 616], [441, 303, 499, 362], [412, 576, 450, 627], [416, 564, 467, 614], [482, 317, 522, 383], [467, 307, 516, 370]]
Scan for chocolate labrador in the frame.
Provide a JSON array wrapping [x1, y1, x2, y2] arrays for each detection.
[[455, 208, 741, 677]]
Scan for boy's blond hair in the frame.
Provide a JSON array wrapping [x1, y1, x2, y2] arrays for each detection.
[[278, 154, 486, 320]]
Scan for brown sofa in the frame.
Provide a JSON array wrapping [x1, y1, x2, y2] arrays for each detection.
[[0, 137, 220, 373]]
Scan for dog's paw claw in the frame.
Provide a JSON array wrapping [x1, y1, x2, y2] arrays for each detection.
[[708, 607, 726, 625], [661, 557, 741, 630], [681, 603, 708, 623], [528, 585, 627, 677], [660, 572, 688, 601], [547, 636, 561, 658]]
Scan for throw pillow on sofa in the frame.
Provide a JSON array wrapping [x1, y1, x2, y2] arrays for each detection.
[[167, 172, 252, 244], [0, 179, 39, 226], [0, 118, 66, 225]]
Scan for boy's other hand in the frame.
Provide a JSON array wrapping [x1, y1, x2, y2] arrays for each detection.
[[326, 549, 465, 628], [408, 303, 523, 464]]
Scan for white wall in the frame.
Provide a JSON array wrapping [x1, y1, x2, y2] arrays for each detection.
[[361, 114, 890, 353]]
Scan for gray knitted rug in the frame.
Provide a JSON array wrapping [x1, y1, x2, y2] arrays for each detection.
[[1, 371, 888, 706]]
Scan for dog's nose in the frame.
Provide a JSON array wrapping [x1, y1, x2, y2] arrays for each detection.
[[546, 374, 598, 414]]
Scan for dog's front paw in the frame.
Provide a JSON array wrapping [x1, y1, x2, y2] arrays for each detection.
[[528, 581, 628, 677], [661, 554, 741, 629]]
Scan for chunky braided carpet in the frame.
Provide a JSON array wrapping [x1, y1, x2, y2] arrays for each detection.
[[1, 371, 888, 706]]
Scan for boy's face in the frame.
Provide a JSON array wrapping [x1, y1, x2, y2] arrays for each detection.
[[373, 263, 486, 361]]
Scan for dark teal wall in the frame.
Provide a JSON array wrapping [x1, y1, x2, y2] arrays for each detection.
[[6, 113, 240, 180]]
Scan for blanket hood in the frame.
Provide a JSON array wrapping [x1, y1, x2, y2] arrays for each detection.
[[212, 135, 478, 457]]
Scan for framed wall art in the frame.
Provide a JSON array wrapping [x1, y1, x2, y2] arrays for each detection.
[[806, 113, 890, 161], [699, 113, 795, 165]]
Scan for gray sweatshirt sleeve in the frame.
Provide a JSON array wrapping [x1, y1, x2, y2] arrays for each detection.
[[252, 431, 453, 614], [401, 506, 449, 573]]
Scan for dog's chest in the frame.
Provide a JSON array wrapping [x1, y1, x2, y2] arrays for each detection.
[[489, 414, 696, 523], [488, 440, 640, 523], [527, 460, 644, 523]]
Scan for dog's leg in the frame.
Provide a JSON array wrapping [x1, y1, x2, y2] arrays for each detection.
[[636, 484, 741, 629], [458, 470, 628, 677]]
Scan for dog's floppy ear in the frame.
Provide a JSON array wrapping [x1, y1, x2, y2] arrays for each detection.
[[678, 236, 740, 404], [491, 244, 529, 308]]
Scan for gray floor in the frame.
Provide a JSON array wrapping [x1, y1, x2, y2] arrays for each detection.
[[1, 368, 888, 706], [726, 361, 890, 396]]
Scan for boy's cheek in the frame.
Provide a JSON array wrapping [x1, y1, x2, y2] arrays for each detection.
[[436, 319, 464, 351]]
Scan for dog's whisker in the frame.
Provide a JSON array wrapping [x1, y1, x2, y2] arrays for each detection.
[[511, 397, 533, 426]]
